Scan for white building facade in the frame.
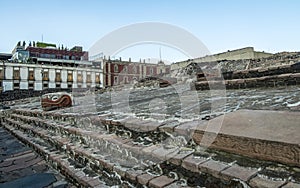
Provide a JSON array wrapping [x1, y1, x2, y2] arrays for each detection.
[[0, 61, 103, 92]]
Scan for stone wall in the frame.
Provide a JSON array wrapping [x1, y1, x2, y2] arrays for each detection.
[[171, 47, 273, 71]]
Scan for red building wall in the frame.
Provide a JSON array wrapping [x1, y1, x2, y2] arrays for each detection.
[[105, 60, 170, 87]]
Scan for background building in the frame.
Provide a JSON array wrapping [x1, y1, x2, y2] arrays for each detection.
[[104, 58, 170, 87], [0, 41, 103, 93]]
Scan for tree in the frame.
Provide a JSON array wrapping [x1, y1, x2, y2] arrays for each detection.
[[29, 41, 32, 47], [33, 41, 36, 47], [17, 41, 21, 46], [61, 44, 64, 50], [22, 41, 26, 47]]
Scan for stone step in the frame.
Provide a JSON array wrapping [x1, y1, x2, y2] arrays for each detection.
[[2, 110, 300, 187], [1, 122, 139, 187], [194, 72, 300, 90]]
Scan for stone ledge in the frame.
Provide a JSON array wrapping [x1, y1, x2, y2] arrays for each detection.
[[249, 175, 286, 188], [193, 110, 300, 167], [220, 165, 258, 182], [149, 175, 176, 188]]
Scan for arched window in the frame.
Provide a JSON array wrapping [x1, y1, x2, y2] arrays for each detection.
[[114, 64, 119, 72], [123, 66, 128, 73], [114, 76, 118, 84]]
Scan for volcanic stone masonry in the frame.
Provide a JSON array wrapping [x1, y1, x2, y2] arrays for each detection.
[[1, 102, 300, 187]]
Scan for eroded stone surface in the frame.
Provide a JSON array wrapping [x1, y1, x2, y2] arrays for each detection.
[[137, 173, 156, 185], [282, 182, 300, 188], [2, 89, 300, 188], [168, 151, 193, 166], [199, 159, 229, 178], [182, 155, 208, 172], [221, 165, 258, 181], [193, 110, 300, 167], [0, 127, 71, 187], [149, 175, 176, 188], [249, 175, 286, 188]]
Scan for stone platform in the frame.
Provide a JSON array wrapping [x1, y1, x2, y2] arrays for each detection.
[[192, 110, 300, 167]]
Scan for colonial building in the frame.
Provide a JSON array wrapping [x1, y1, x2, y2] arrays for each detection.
[[104, 58, 171, 87], [0, 42, 103, 93]]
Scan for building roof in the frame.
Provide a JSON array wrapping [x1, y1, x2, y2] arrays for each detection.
[[26, 47, 87, 57]]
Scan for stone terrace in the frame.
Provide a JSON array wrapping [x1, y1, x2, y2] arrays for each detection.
[[1, 105, 300, 187]]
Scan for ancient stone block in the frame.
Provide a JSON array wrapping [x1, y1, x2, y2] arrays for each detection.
[[159, 120, 181, 133], [282, 182, 300, 188], [137, 173, 156, 185], [168, 151, 193, 166], [198, 159, 229, 178], [152, 146, 179, 161], [174, 120, 203, 137], [182, 155, 208, 172], [149, 175, 176, 188], [125, 170, 144, 182], [220, 165, 258, 182], [249, 175, 286, 188]]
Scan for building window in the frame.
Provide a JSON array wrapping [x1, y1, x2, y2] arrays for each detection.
[[13, 69, 20, 80], [87, 74, 92, 83], [114, 64, 119, 72], [68, 83, 72, 88], [55, 72, 61, 82], [43, 83, 48, 88], [77, 74, 83, 82], [114, 76, 118, 85], [95, 74, 100, 84], [123, 66, 128, 73], [56, 83, 61, 88], [43, 71, 49, 81], [133, 66, 137, 74], [123, 76, 128, 84], [150, 68, 153, 75], [29, 70, 34, 81], [67, 73, 73, 82]]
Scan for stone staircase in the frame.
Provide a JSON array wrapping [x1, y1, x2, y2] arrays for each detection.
[[1, 109, 300, 188]]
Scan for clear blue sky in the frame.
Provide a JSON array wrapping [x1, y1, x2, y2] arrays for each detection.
[[1, 0, 300, 62]]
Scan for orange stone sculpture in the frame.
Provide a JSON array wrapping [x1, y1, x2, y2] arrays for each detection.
[[41, 92, 73, 111]]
